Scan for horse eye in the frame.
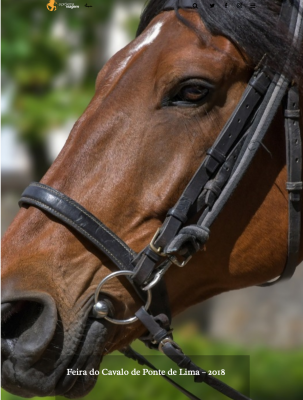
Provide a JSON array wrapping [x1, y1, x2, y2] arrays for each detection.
[[162, 81, 211, 107], [177, 85, 209, 103]]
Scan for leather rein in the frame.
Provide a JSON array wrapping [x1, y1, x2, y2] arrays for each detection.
[[19, 1, 303, 399]]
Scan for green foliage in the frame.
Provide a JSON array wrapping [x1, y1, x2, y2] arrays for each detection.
[[2, 0, 144, 177], [123, 15, 141, 39], [3, 87, 95, 142]]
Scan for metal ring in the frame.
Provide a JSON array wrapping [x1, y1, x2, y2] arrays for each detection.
[[94, 270, 152, 325]]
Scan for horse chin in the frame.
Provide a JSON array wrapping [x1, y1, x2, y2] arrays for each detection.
[[1, 297, 114, 398]]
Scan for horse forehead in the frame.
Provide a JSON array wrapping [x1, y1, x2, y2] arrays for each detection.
[[111, 15, 169, 73], [126, 11, 203, 58], [132, 20, 164, 52], [116, 11, 240, 74], [95, 10, 245, 101]]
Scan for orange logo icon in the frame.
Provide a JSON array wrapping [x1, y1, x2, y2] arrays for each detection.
[[47, 0, 57, 11]]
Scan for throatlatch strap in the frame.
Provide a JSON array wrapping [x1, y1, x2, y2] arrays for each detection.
[[19, 182, 136, 270], [260, 85, 302, 286]]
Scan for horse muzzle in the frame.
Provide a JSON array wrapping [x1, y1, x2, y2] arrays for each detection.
[[1, 292, 58, 396], [1, 290, 114, 397]]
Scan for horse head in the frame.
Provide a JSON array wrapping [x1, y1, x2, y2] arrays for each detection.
[[2, 1, 303, 398]]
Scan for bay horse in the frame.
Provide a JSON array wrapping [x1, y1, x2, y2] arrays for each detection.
[[2, 0, 303, 398]]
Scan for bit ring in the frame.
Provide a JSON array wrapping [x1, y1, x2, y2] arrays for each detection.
[[94, 270, 152, 325]]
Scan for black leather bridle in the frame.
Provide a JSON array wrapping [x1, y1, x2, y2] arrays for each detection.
[[19, 1, 302, 399]]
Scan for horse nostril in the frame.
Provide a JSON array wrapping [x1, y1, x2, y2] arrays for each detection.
[[1, 293, 58, 373], [1, 301, 44, 340], [2, 301, 27, 322], [1, 302, 18, 320]]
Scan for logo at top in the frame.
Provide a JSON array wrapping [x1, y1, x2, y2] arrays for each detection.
[[47, 0, 57, 11]]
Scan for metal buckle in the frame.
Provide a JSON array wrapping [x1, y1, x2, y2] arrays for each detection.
[[149, 228, 166, 257], [150, 228, 192, 267], [168, 254, 192, 268], [158, 337, 182, 353]]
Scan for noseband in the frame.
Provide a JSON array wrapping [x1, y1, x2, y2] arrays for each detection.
[[19, 1, 303, 399]]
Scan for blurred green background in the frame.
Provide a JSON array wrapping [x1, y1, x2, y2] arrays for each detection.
[[2, 0, 140, 180], [1, 0, 303, 399]]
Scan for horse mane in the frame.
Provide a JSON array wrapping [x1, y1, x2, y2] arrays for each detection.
[[137, 0, 303, 88]]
